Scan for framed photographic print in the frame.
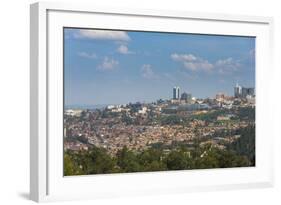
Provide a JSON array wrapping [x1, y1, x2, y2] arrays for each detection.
[[30, 2, 274, 202]]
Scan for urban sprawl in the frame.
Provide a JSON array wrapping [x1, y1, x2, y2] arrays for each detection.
[[64, 83, 255, 157]]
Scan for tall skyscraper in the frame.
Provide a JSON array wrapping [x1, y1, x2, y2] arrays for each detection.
[[181, 92, 188, 100], [234, 83, 242, 98], [248, 88, 255, 96], [173, 86, 180, 100], [234, 83, 255, 98], [181, 92, 192, 102], [241, 87, 247, 98], [242, 87, 255, 98]]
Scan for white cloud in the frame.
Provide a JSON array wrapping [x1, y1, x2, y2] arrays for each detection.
[[171, 53, 242, 74], [117, 44, 134, 54], [171, 53, 197, 62], [140, 64, 157, 79], [215, 57, 241, 74], [97, 57, 119, 71], [77, 52, 97, 59], [74, 29, 130, 41], [171, 53, 213, 72]]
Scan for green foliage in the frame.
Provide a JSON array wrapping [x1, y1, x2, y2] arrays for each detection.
[[64, 126, 254, 176], [158, 115, 184, 125], [64, 147, 117, 175], [165, 149, 192, 170], [84, 148, 117, 174], [228, 125, 255, 165], [121, 114, 133, 125], [64, 154, 76, 176], [101, 110, 120, 118], [215, 149, 249, 167], [236, 107, 255, 121], [138, 148, 167, 171], [64, 151, 84, 175], [195, 154, 219, 169], [116, 147, 141, 172], [191, 110, 227, 122]]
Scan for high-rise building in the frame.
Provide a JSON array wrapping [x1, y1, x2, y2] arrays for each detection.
[[234, 83, 255, 98], [181, 92, 192, 102], [181, 92, 188, 100], [241, 87, 247, 98], [187, 93, 192, 101], [247, 87, 255, 96], [173, 86, 180, 99], [242, 87, 255, 98], [234, 83, 242, 98]]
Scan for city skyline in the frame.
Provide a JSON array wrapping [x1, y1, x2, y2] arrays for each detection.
[[64, 28, 255, 106]]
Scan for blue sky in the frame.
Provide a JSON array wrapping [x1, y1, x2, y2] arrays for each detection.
[[64, 28, 255, 106]]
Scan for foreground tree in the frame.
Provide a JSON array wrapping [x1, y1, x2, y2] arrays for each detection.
[[116, 146, 142, 172], [165, 148, 192, 170]]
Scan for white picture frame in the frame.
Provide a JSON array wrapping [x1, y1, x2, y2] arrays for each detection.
[[30, 2, 274, 202]]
